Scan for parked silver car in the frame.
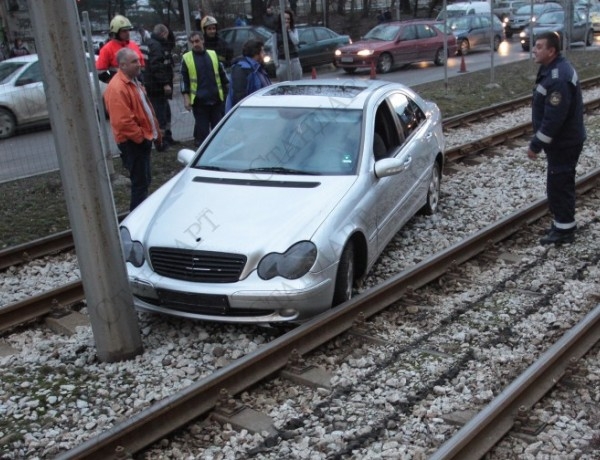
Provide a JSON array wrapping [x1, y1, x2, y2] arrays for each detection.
[[0, 54, 105, 139], [119, 79, 446, 324]]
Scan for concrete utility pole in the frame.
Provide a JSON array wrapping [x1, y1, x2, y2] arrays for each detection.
[[27, 0, 143, 362]]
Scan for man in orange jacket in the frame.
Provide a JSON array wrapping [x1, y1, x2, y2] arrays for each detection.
[[104, 48, 161, 211]]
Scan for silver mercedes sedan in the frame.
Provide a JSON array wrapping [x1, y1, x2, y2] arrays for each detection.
[[119, 79, 445, 323]]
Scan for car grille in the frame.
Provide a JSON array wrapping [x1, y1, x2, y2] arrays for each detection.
[[149, 248, 246, 283]]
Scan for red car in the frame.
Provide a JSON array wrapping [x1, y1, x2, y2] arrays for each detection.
[[334, 20, 457, 74]]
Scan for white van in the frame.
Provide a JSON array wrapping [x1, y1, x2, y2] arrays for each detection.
[[436, 1, 492, 20]]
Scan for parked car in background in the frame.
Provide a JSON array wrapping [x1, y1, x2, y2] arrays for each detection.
[[441, 13, 504, 55], [436, 1, 491, 20], [334, 20, 457, 74], [493, 0, 527, 22], [263, 25, 351, 75], [119, 79, 445, 324], [504, 2, 563, 38], [220, 25, 274, 59], [586, 4, 600, 33], [519, 9, 594, 51], [0, 54, 106, 139]]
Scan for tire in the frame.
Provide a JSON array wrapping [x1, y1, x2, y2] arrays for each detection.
[[377, 53, 393, 73], [506, 30, 513, 39], [420, 161, 441, 216], [434, 47, 445, 66], [521, 43, 529, 52], [0, 108, 17, 139], [493, 35, 501, 51], [586, 30, 593, 46], [459, 39, 470, 56], [332, 242, 355, 306], [343, 67, 356, 74]]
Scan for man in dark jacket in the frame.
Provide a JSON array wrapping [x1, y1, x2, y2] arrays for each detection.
[[144, 24, 178, 148], [225, 39, 271, 112], [527, 31, 586, 245]]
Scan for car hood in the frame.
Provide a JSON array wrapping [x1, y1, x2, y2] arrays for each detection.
[[126, 169, 358, 255], [339, 39, 394, 52]]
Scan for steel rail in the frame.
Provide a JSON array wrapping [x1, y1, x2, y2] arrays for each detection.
[[442, 75, 600, 129], [57, 168, 600, 460], [0, 280, 84, 333], [430, 302, 600, 460]]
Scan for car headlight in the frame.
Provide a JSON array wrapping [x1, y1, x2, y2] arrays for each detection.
[[263, 55, 272, 64], [335, 49, 341, 56], [519, 31, 527, 38], [357, 49, 375, 56], [257, 241, 317, 280], [119, 227, 145, 267]]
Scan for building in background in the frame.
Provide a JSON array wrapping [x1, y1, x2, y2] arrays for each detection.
[[0, 0, 35, 54]]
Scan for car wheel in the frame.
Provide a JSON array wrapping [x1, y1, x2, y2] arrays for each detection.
[[586, 30, 593, 46], [506, 30, 513, 38], [521, 43, 529, 52], [434, 47, 445, 66], [493, 35, 501, 51], [0, 108, 17, 139], [332, 242, 355, 306], [343, 67, 356, 74], [420, 161, 441, 216], [377, 53, 393, 73], [459, 39, 470, 56]]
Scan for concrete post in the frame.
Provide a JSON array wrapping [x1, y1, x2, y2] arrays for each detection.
[[27, 0, 143, 362]]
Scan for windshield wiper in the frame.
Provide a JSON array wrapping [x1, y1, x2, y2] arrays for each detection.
[[244, 167, 314, 175], [197, 165, 233, 172]]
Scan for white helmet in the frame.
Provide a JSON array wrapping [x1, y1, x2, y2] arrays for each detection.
[[110, 15, 133, 34], [201, 16, 218, 30]]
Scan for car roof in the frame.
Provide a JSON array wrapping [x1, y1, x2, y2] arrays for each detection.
[[2, 54, 38, 64], [236, 79, 405, 110]]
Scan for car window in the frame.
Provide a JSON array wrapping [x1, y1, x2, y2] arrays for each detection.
[[416, 24, 437, 38], [196, 107, 362, 175], [401, 25, 417, 40], [388, 92, 426, 141], [0, 61, 29, 83], [374, 102, 402, 158], [314, 28, 332, 41], [538, 11, 563, 23], [299, 29, 315, 44], [15, 61, 43, 85], [364, 23, 402, 41]]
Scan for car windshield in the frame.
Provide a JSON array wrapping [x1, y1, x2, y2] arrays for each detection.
[[448, 16, 471, 29], [194, 107, 362, 176], [0, 61, 27, 84], [364, 23, 401, 41], [537, 11, 563, 24], [516, 4, 547, 15]]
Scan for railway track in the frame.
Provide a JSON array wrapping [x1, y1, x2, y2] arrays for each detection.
[[51, 168, 600, 459], [2, 90, 600, 459]]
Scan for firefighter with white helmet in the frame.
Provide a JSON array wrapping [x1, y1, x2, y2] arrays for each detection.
[[96, 14, 145, 82], [199, 15, 232, 68]]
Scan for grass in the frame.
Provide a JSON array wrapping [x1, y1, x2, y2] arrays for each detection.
[[1, 48, 600, 249]]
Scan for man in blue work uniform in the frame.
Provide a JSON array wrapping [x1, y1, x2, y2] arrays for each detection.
[[527, 31, 586, 245]]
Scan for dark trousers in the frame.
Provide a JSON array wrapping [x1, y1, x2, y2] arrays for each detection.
[[118, 139, 152, 211], [192, 100, 224, 147], [149, 96, 170, 131], [546, 144, 583, 227]]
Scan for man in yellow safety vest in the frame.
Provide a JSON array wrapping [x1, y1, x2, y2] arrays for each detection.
[[181, 31, 229, 147]]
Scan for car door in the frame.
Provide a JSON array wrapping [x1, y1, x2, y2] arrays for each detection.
[[395, 24, 419, 64], [414, 23, 439, 61], [297, 27, 318, 68], [13, 60, 47, 124], [470, 16, 487, 48], [571, 10, 587, 42], [370, 95, 416, 251]]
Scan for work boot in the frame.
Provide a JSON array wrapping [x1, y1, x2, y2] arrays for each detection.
[[165, 129, 180, 145], [539, 228, 575, 245]]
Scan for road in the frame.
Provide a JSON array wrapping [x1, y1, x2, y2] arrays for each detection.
[[0, 39, 592, 184]]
